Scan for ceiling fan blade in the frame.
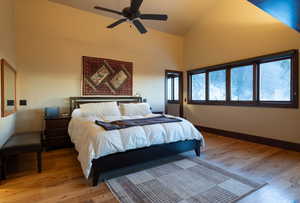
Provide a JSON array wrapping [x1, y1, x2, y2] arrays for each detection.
[[140, 14, 168, 21], [107, 19, 127, 28], [94, 6, 122, 15], [133, 20, 147, 34], [130, 0, 143, 12]]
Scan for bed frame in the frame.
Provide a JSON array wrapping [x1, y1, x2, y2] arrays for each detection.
[[69, 97, 202, 186]]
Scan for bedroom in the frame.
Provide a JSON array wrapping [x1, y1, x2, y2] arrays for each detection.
[[0, 0, 299, 202]]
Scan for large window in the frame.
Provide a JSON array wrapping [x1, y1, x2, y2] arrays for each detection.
[[188, 50, 298, 108]]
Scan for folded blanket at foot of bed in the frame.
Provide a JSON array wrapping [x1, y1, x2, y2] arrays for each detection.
[[95, 115, 182, 131]]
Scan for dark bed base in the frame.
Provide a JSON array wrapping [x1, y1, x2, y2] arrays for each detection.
[[91, 139, 202, 186]]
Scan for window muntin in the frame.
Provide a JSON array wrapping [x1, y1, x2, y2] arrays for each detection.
[[209, 70, 226, 101], [191, 73, 206, 100], [231, 65, 253, 101], [260, 59, 291, 101], [187, 50, 298, 108]]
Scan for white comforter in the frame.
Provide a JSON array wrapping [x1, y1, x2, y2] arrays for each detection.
[[68, 113, 204, 178]]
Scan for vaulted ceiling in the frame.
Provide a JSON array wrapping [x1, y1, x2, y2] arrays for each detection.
[[49, 0, 218, 36]]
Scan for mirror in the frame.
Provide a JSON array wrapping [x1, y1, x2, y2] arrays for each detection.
[[1, 59, 16, 117]]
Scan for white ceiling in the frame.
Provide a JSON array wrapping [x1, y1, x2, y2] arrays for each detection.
[[49, 0, 218, 36]]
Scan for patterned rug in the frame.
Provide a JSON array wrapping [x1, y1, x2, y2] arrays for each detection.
[[106, 158, 266, 203]]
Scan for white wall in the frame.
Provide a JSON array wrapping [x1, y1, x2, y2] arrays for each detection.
[[0, 0, 17, 147], [183, 0, 300, 143]]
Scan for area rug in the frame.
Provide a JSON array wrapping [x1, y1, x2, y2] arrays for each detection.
[[106, 158, 266, 203]]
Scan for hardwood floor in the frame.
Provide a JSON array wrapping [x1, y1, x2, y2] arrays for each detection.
[[1, 132, 300, 203]]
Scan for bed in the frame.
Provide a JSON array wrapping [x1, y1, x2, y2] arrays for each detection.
[[68, 97, 204, 186]]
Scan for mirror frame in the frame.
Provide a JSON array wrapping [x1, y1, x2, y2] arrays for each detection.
[[1, 59, 17, 117]]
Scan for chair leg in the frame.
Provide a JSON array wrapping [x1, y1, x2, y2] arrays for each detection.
[[1, 157, 7, 180], [0, 157, 3, 180], [37, 151, 42, 173]]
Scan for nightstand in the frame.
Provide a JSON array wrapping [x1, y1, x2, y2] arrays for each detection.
[[43, 115, 73, 150]]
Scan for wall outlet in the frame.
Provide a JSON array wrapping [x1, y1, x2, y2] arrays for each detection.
[[20, 100, 27, 106]]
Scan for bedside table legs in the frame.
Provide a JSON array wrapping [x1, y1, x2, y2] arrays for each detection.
[[37, 151, 42, 173]]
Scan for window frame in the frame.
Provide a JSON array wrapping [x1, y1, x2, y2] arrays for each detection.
[[187, 50, 299, 108]]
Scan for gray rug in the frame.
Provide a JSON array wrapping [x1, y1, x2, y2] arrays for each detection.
[[106, 158, 266, 203]]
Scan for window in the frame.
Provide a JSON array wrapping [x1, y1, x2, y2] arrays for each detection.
[[260, 59, 291, 101], [167, 74, 180, 103], [231, 65, 253, 101], [187, 50, 298, 108], [174, 77, 179, 100], [167, 78, 172, 100], [209, 70, 226, 100], [191, 73, 206, 100]]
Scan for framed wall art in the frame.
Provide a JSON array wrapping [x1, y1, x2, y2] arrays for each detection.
[[82, 56, 133, 96]]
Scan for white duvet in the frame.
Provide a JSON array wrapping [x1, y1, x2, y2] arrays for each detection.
[[68, 112, 204, 178]]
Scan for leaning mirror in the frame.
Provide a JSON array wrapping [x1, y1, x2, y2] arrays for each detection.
[[1, 59, 17, 117]]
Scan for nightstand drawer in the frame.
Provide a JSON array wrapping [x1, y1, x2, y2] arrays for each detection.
[[45, 119, 70, 129], [44, 137, 73, 150], [44, 129, 68, 138]]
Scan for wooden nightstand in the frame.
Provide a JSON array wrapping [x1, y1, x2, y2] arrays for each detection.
[[43, 115, 73, 151]]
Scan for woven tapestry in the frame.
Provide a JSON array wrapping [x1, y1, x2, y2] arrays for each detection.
[[82, 56, 133, 95]]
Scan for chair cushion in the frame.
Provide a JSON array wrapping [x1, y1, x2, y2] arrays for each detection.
[[0, 133, 42, 155]]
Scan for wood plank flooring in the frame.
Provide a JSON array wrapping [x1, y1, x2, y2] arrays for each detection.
[[1, 132, 300, 203]]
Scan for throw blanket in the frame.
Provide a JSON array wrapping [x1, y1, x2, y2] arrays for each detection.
[[95, 115, 182, 131]]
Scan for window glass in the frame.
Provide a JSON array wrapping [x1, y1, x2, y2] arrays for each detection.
[[231, 65, 253, 101], [167, 78, 172, 100], [260, 59, 291, 101], [191, 73, 206, 100], [209, 70, 226, 100], [174, 77, 179, 101]]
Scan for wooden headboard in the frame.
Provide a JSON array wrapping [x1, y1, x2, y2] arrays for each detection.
[[69, 97, 142, 113]]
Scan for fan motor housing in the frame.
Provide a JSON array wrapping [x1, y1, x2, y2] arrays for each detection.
[[122, 7, 140, 20]]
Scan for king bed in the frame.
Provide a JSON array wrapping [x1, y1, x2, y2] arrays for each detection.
[[68, 97, 204, 186]]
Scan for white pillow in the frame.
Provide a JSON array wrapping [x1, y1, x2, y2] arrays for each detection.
[[71, 109, 82, 118], [120, 103, 152, 116], [80, 102, 121, 117]]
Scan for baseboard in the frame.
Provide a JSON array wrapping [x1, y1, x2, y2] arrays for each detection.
[[196, 125, 300, 152]]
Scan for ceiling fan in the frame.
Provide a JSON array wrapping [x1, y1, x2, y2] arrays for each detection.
[[94, 0, 168, 34]]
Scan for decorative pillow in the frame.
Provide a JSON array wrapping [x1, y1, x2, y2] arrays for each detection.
[[120, 103, 152, 116], [80, 102, 121, 117]]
